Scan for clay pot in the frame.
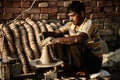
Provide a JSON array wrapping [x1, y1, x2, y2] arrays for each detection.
[[40, 45, 53, 64]]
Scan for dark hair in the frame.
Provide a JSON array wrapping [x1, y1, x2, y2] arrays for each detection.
[[67, 1, 85, 14]]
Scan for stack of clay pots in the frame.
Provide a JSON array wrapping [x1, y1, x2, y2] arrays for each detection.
[[0, 18, 62, 74]]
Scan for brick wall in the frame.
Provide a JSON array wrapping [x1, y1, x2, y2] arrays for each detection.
[[0, 0, 120, 51]]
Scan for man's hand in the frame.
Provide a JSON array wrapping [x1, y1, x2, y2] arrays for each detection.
[[39, 32, 49, 40], [41, 37, 57, 46]]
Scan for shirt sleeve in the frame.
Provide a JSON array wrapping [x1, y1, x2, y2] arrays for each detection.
[[59, 22, 72, 34], [82, 20, 95, 38], [87, 21, 95, 37]]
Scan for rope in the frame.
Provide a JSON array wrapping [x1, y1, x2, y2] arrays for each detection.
[[0, 24, 5, 80], [0, 0, 37, 56], [6, 0, 37, 25], [0, 24, 4, 58]]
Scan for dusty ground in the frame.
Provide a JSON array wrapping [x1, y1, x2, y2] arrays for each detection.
[[111, 71, 120, 80]]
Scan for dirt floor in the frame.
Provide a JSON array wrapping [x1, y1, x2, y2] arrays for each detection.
[[111, 71, 120, 80], [102, 66, 120, 80]]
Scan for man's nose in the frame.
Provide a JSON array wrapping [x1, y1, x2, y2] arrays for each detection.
[[69, 17, 73, 21]]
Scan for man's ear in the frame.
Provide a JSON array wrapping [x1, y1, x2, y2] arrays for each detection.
[[81, 11, 85, 17]]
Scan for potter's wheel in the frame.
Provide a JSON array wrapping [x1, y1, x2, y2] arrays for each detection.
[[30, 58, 63, 68]]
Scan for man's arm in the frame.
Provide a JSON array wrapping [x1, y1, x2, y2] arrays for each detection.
[[40, 29, 64, 39], [52, 32, 89, 45]]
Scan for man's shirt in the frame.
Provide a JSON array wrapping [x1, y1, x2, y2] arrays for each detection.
[[59, 18, 103, 58]]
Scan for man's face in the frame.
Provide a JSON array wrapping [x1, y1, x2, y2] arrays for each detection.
[[67, 11, 82, 25]]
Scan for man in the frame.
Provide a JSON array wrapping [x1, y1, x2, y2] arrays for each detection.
[[40, 1, 103, 77]]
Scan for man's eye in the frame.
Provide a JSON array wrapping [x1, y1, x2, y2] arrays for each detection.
[[71, 15, 74, 17], [72, 14, 76, 16]]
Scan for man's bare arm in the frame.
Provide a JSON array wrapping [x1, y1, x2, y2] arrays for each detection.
[[53, 32, 89, 45]]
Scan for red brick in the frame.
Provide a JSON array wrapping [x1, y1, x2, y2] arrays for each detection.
[[20, 1, 30, 8], [3, 14, 12, 19], [114, 1, 120, 6], [41, 0, 53, 1], [4, 8, 40, 13], [10, 0, 21, 1], [58, 7, 67, 13], [10, 0, 30, 1], [111, 23, 119, 30], [41, 7, 58, 13], [20, 0, 30, 1], [13, 1, 30, 8], [0, 8, 2, 13], [40, 14, 48, 19], [116, 6, 120, 12], [30, 14, 40, 20], [48, 1, 56, 7], [13, 13, 22, 19], [95, 24, 104, 29], [85, 13, 90, 19], [25, 8, 40, 13], [84, 1, 90, 6], [98, 12, 106, 18], [104, 7, 114, 12], [90, 13, 98, 19], [22, 13, 30, 19], [3, 1, 12, 7], [4, 8, 21, 13], [0, 14, 3, 20], [81, 0, 90, 2], [12, 1, 21, 8], [104, 18, 112, 23], [97, 1, 104, 7], [93, 8, 100, 13], [85, 7, 92, 13], [64, 1, 71, 7], [57, 13, 66, 19], [0, 1, 2, 7], [32, 1, 39, 7], [105, 1, 113, 7], [90, 1, 97, 7], [112, 12, 120, 17], [38, 2, 48, 7], [49, 13, 57, 19], [57, 1, 64, 7], [105, 13, 112, 18]]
